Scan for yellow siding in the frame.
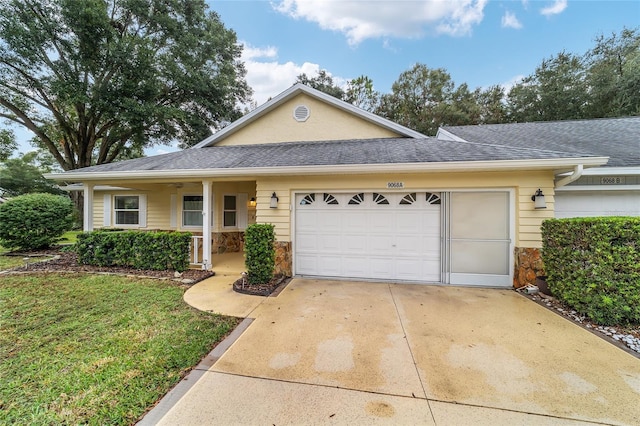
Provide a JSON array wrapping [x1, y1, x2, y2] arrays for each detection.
[[256, 171, 556, 248], [217, 94, 401, 146], [93, 181, 256, 232]]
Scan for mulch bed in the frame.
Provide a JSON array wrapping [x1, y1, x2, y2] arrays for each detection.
[[232, 274, 291, 296], [4, 248, 215, 284]]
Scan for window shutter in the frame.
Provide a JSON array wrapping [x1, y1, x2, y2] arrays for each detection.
[[237, 193, 248, 230], [103, 194, 111, 227], [170, 194, 177, 228], [139, 194, 147, 228]]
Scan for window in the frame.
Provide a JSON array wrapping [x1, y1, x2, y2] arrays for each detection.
[[323, 193, 339, 205], [114, 196, 140, 225], [348, 193, 365, 205], [300, 193, 315, 205], [223, 195, 237, 227], [182, 195, 203, 227], [400, 193, 417, 205], [373, 193, 389, 205]]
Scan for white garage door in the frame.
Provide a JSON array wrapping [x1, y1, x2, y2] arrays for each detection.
[[295, 192, 441, 282], [555, 191, 640, 218]]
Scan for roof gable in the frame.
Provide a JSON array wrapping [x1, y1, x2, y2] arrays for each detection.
[[193, 83, 426, 148]]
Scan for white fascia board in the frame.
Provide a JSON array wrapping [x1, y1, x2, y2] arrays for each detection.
[[45, 156, 609, 182], [192, 84, 426, 149], [555, 185, 640, 192], [578, 166, 640, 176]]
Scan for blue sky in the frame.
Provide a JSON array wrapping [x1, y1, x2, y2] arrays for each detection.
[[218, 0, 638, 104], [8, 0, 640, 156]]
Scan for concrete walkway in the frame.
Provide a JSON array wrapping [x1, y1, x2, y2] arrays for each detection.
[[142, 276, 640, 425]]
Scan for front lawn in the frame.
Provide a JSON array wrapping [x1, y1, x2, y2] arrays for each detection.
[[0, 274, 239, 424]]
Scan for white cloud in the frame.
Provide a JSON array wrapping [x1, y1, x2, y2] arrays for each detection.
[[500, 74, 525, 92], [501, 11, 522, 29], [540, 0, 567, 16], [273, 0, 488, 45], [241, 42, 327, 106]]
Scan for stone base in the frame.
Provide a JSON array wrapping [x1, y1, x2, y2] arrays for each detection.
[[213, 231, 243, 253], [274, 241, 292, 277], [513, 247, 545, 288]]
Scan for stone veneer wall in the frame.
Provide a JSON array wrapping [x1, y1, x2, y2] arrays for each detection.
[[212, 231, 244, 253], [274, 241, 292, 277], [513, 247, 545, 288]]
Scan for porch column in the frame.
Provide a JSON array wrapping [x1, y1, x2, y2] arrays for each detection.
[[83, 183, 94, 231], [202, 180, 212, 270]]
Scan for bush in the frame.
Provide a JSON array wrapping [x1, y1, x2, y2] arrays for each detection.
[[244, 223, 275, 284], [0, 193, 73, 251], [541, 217, 640, 325], [76, 230, 192, 272]]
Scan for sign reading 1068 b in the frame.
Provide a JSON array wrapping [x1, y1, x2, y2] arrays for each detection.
[[600, 177, 625, 184], [387, 182, 404, 189]]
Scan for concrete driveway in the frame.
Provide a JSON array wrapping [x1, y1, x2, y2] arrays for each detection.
[[145, 279, 640, 425]]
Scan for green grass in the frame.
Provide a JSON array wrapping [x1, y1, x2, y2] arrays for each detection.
[[0, 274, 239, 425], [58, 230, 81, 245]]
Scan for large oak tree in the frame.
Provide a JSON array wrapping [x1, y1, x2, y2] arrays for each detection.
[[0, 0, 251, 171]]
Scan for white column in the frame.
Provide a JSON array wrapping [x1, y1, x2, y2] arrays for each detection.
[[202, 180, 212, 270], [83, 183, 94, 231]]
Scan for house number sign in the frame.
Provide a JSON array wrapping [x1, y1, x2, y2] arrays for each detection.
[[600, 177, 625, 184], [387, 182, 404, 189]]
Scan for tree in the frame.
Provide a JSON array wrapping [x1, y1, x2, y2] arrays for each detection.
[[506, 52, 587, 122], [345, 75, 380, 111], [0, 151, 64, 197], [474, 85, 507, 124], [0, 128, 16, 161], [376, 63, 482, 135], [0, 0, 251, 172], [296, 70, 345, 100], [585, 28, 640, 118]]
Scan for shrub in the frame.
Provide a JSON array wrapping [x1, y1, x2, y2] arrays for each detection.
[[541, 217, 640, 325], [244, 223, 275, 284], [0, 193, 73, 251], [76, 230, 192, 272]]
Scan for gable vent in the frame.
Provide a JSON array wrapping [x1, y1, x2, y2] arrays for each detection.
[[293, 105, 310, 122]]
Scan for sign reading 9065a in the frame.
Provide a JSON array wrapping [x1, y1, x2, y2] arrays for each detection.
[[387, 182, 404, 189]]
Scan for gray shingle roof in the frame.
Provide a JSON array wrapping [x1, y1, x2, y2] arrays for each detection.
[[63, 137, 601, 175], [441, 116, 640, 167]]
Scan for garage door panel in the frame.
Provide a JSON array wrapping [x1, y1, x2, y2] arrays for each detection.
[[317, 211, 342, 227], [343, 234, 367, 251], [316, 234, 342, 252], [295, 233, 318, 251]]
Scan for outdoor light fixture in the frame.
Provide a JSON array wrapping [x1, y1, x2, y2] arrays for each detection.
[[270, 192, 279, 209], [531, 188, 547, 209], [249, 197, 256, 207]]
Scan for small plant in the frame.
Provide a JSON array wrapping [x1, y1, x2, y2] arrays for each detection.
[[244, 223, 276, 285], [0, 193, 73, 251]]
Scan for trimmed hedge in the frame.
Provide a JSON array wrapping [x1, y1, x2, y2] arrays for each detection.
[[244, 223, 275, 285], [0, 193, 73, 250], [76, 230, 192, 272], [541, 217, 640, 325]]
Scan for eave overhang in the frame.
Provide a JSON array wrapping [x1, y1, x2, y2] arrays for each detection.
[[45, 156, 609, 183]]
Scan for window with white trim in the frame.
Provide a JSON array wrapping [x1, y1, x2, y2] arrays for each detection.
[[114, 195, 140, 225], [223, 195, 237, 227], [182, 195, 203, 227]]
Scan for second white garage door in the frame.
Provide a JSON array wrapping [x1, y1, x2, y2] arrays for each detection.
[[295, 192, 441, 282]]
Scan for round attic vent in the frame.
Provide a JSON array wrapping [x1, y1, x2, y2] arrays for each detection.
[[293, 105, 310, 122]]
